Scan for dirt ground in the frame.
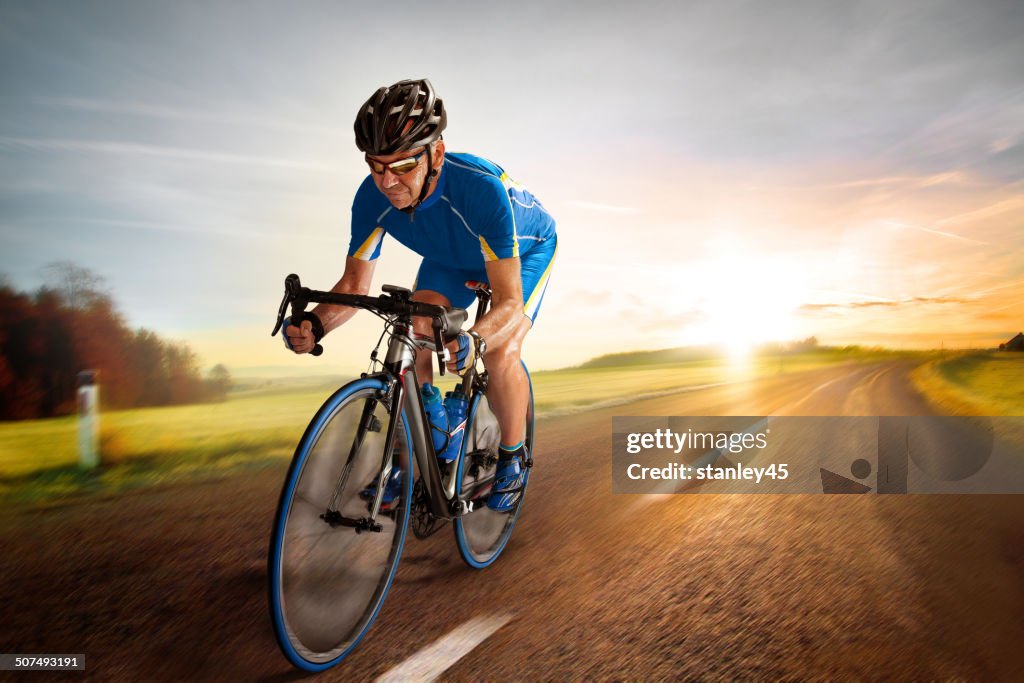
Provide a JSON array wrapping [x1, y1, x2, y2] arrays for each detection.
[[2, 360, 1022, 681]]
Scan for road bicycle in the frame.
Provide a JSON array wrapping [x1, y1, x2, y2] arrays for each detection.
[[267, 274, 534, 672]]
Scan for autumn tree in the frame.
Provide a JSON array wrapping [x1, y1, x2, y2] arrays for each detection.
[[0, 265, 227, 419]]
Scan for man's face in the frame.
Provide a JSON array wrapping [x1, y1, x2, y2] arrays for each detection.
[[366, 141, 444, 210]]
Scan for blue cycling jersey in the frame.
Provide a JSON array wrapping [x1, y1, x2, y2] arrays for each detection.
[[348, 152, 557, 267]]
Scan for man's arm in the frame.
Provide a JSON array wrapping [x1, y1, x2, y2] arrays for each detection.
[[313, 256, 377, 334], [472, 256, 526, 348], [284, 256, 376, 354]]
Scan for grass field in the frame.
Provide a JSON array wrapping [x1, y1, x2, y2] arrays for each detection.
[[0, 347, 904, 503], [912, 351, 1024, 416]]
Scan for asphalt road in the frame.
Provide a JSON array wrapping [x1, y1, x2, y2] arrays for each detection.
[[2, 359, 1022, 681]]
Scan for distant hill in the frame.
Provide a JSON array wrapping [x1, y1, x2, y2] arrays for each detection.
[[576, 340, 834, 370], [577, 346, 723, 369]]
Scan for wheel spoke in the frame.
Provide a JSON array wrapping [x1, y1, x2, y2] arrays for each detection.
[[453, 384, 533, 568], [269, 383, 411, 669]]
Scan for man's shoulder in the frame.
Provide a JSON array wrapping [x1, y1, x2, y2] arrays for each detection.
[[442, 153, 511, 215], [444, 152, 507, 185]]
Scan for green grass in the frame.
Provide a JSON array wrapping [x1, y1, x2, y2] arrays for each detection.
[[912, 351, 1024, 416], [0, 347, 901, 503], [0, 376, 342, 503]]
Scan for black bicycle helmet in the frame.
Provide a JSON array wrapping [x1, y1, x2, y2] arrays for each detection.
[[354, 78, 447, 156]]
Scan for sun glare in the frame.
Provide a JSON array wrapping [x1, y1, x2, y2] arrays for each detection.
[[677, 241, 805, 360]]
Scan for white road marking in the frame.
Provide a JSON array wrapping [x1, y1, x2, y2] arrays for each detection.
[[783, 372, 856, 413], [374, 613, 514, 683]]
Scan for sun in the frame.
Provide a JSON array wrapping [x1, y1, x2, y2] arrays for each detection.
[[677, 241, 805, 358]]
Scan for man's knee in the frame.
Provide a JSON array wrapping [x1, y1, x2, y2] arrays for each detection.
[[411, 290, 450, 336], [482, 315, 531, 371]]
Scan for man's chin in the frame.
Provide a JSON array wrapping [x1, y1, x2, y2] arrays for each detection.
[[386, 195, 412, 209]]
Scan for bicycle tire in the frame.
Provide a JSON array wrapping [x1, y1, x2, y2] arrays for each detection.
[[452, 362, 534, 568], [268, 378, 413, 671]]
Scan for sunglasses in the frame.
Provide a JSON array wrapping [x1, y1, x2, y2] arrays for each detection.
[[365, 150, 426, 176]]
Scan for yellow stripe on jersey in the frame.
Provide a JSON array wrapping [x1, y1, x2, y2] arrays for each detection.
[[499, 171, 525, 191], [480, 235, 519, 261], [524, 243, 557, 318], [353, 226, 384, 260], [479, 235, 499, 262]]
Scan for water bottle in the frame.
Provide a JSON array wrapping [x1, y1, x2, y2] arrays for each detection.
[[441, 388, 470, 462], [420, 383, 449, 455]]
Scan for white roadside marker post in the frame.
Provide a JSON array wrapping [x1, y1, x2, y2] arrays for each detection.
[[77, 370, 99, 470]]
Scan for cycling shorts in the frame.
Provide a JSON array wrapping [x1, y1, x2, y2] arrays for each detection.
[[413, 237, 557, 323]]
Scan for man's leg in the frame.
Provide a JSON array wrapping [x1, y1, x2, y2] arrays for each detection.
[[411, 289, 451, 385], [483, 314, 533, 512], [482, 314, 532, 447], [484, 241, 555, 511]]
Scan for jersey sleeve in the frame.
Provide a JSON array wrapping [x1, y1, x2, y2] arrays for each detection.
[[348, 176, 387, 261], [473, 173, 520, 262]]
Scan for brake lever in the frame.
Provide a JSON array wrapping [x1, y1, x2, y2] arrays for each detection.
[[272, 274, 323, 356], [271, 273, 300, 336], [432, 316, 446, 376]]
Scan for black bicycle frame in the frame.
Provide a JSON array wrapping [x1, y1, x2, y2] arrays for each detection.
[[375, 313, 487, 521], [274, 276, 491, 524]]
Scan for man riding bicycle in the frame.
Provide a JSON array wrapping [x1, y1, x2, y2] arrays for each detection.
[[283, 78, 557, 512]]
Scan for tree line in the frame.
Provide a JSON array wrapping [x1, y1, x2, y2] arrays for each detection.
[[0, 263, 231, 420]]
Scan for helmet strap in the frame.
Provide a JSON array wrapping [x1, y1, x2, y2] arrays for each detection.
[[399, 145, 437, 217]]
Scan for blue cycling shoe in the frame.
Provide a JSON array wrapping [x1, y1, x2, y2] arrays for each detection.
[[360, 468, 403, 511], [487, 448, 528, 512]]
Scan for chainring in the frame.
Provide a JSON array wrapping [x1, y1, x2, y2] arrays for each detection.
[[411, 477, 448, 539]]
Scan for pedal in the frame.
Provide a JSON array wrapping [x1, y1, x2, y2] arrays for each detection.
[[355, 518, 383, 534], [450, 498, 474, 517], [467, 449, 497, 477], [320, 510, 383, 533]]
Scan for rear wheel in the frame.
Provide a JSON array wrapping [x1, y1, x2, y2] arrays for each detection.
[[268, 378, 412, 671], [453, 365, 534, 568]]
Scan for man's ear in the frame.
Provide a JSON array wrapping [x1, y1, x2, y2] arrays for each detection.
[[432, 139, 445, 170]]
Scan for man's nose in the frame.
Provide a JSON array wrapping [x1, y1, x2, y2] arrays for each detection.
[[381, 169, 400, 187]]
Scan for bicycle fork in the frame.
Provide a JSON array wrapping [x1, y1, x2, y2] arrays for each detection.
[[319, 381, 405, 535]]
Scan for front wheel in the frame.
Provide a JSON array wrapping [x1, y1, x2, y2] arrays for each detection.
[[453, 363, 534, 568], [268, 378, 413, 671]]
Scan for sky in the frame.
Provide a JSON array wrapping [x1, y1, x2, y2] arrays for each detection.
[[1, 0, 1022, 372]]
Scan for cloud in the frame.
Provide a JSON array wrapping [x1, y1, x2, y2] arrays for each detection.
[[635, 309, 707, 334], [934, 196, 1024, 228], [563, 200, 640, 214], [0, 136, 345, 174], [755, 170, 974, 194], [886, 221, 989, 246], [979, 298, 1024, 316], [799, 296, 967, 313], [25, 96, 340, 137], [72, 217, 342, 243], [837, 172, 971, 190], [971, 279, 1024, 297], [988, 137, 1018, 154]]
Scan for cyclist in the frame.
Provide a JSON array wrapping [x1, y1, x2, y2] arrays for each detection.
[[283, 78, 557, 512]]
